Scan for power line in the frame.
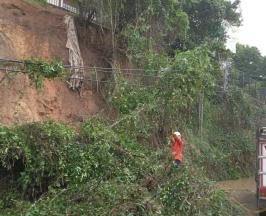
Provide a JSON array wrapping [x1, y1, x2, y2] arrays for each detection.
[[0, 65, 248, 84], [0, 66, 245, 92], [0, 58, 165, 73], [0, 67, 28, 74], [0, 66, 228, 85], [0, 67, 259, 93], [0, 59, 265, 94], [1, 58, 265, 84]]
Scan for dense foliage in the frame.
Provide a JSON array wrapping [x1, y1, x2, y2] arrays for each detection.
[[3, 0, 261, 215], [96, 0, 258, 185], [0, 120, 246, 215], [180, 0, 241, 47], [110, 38, 257, 181], [234, 43, 266, 78], [75, 0, 241, 55]]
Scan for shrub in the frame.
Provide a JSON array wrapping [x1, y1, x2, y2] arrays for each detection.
[[24, 59, 65, 88]]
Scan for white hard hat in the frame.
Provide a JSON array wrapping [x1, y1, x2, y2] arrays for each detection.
[[173, 131, 181, 137]]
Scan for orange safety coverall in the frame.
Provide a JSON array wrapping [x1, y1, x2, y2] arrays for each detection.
[[171, 135, 183, 161]]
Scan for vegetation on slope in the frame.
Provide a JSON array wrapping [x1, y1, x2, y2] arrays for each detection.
[[24, 59, 65, 88], [0, 0, 263, 215], [0, 120, 245, 215]]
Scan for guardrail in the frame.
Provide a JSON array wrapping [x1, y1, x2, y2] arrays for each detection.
[[46, 0, 111, 29], [62, 3, 78, 14], [47, 0, 78, 14]]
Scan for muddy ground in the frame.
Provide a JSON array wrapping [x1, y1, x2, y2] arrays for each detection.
[[217, 177, 266, 215]]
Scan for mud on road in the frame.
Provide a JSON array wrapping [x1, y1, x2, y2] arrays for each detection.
[[217, 177, 266, 215]]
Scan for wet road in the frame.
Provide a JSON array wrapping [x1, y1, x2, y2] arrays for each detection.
[[216, 177, 266, 215]]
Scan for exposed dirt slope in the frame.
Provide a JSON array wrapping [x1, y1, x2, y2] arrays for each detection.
[[0, 0, 68, 61], [0, 0, 113, 125], [0, 73, 100, 125]]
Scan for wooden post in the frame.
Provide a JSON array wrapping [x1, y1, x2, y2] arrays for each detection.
[[248, 77, 251, 95], [242, 72, 245, 88], [96, 68, 99, 93], [91, 69, 93, 93], [198, 90, 204, 140], [264, 89, 266, 104]]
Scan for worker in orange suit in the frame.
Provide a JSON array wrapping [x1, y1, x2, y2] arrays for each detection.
[[171, 131, 183, 167]]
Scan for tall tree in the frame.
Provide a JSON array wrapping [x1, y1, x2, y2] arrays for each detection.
[[180, 0, 241, 47], [234, 43, 263, 78]]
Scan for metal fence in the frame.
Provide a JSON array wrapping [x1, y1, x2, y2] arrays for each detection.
[[47, 0, 60, 7], [47, 0, 78, 14], [62, 3, 78, 14]]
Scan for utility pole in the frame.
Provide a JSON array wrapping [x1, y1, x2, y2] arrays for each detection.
[[222, 60, 231, 92]]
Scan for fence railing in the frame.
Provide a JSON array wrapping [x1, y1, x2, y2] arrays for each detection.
[[1, 58, 266, 104], [62, 3, 78, 14], [47, 0, 78, 14], [47, 0, 60, 7], [46, 0, 111, 29]]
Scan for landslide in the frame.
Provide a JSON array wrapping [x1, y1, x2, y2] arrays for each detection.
[[0, 0, 112, 125]]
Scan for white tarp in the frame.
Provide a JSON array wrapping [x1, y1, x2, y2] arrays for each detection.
[[64, 15, 84, 90]]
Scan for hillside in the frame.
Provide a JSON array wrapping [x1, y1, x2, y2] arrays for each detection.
[[0, 0, 264, 215], [0, 0, 68, 61], [0, 0, 113, 125]]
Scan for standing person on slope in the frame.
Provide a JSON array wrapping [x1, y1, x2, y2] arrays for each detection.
[[171, 131, 183, 167]]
